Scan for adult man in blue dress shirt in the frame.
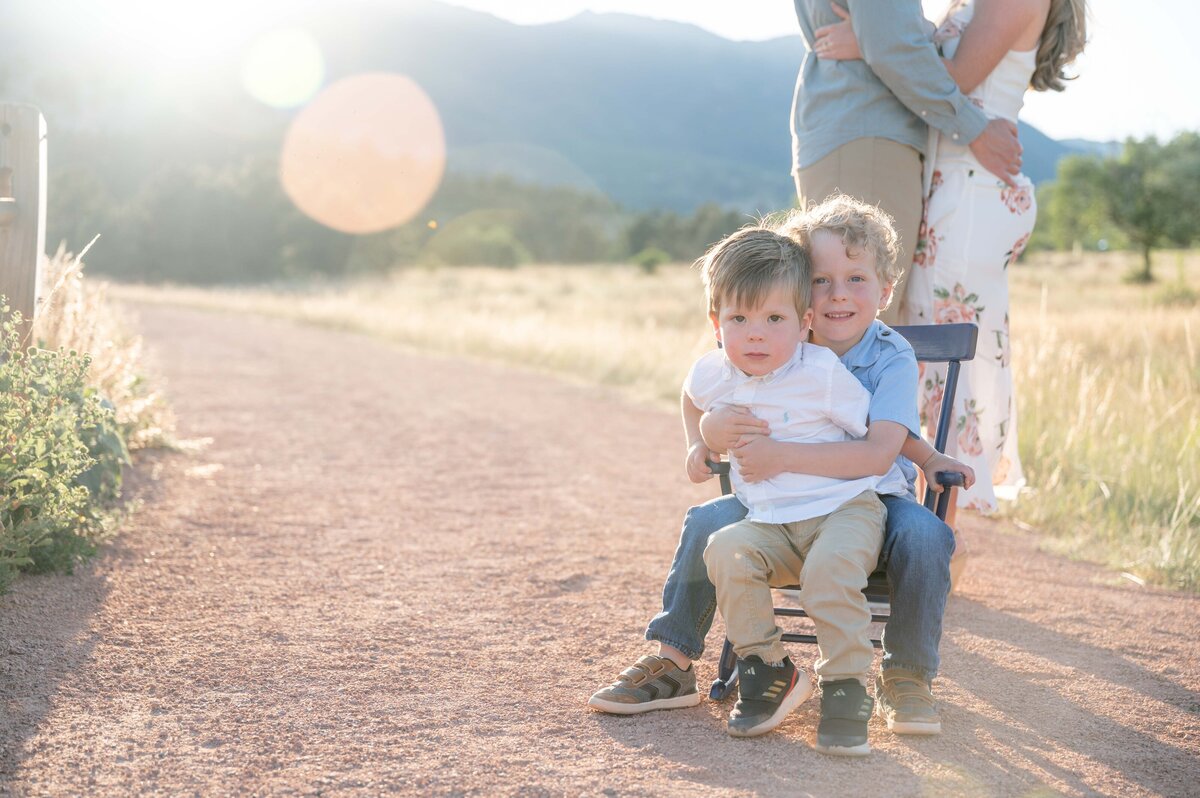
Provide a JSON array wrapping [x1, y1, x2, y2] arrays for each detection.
[[790, 0, 1021, 324]]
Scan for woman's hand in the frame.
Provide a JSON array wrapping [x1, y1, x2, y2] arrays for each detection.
[[699, 406, 770, 454], [685, 440, 717, 484], [813, 3, 862, 61]]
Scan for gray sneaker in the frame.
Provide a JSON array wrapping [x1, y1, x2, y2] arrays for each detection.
[[587, 655, 701, 715], [875, 668, 942, 735]]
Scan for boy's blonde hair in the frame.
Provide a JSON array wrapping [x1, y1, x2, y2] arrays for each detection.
[[698, 224, 811, 319], [781, 194, 902, 294]]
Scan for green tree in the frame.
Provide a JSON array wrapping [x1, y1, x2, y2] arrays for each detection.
[[1045, 133, 1200, 278], [1093, 136, 1199, 281], [1107, 138, 1173, 281], [1041, 159, 1115, 252], [1160, 132, 1200, 249]]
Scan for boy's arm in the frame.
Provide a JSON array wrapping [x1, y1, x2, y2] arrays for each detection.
[[900, 435, 977, 492], [732, 362, 900, 483], [732, 341, 915, 483], [682, 392, 715, 484], [699, 405, 770, 454], [732, 421, 907, 483]]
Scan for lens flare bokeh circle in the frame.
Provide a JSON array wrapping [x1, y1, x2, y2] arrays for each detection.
[[242, 28, 325, 109], [281, 73, 445, 234]]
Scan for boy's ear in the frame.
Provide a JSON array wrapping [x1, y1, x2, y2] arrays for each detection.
[[709, 311, 722, 343], [878, 281, 895, 311], [800, 307, 815, 338]]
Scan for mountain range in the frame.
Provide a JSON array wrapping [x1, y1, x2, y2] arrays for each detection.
[[1, 0, 1108, 213]]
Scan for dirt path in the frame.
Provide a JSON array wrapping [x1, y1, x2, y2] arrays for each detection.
[[1, 304, 1197, 797]]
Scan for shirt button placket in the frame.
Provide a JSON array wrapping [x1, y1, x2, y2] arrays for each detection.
[[730, 379, 759, 508]]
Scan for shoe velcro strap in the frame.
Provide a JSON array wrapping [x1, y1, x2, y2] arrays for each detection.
[[618, 655, 669, 685], [886, 679, 934, 704]]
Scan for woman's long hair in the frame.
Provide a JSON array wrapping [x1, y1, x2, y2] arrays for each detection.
[[1031, 0, 1088, 91]]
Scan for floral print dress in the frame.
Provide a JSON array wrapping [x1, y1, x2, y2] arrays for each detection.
[[903, 0, 1037, 512]]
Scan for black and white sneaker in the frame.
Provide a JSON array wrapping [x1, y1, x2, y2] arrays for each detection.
[[815, 678, 873, 756], [727, 656, 812, 737]]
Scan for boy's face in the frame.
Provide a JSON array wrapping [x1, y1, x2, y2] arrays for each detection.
[[809, 229, 893, 356], [710, 283, 813, 377]]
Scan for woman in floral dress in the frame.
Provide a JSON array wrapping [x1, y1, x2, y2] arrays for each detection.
[[815, 0, 1087, 512]]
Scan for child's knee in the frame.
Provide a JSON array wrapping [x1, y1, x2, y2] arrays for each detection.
[[887, 505, 954, 564], [702, 523, 754, 576], [802, 548, 872, 592], [911, 518, 955, 563]]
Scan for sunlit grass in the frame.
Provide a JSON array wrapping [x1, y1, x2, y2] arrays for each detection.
[[1009, 251, 1200, 590], [111, 250, 1200, 590], [35, 245, 175, 450], [112, 265, 718, 406]]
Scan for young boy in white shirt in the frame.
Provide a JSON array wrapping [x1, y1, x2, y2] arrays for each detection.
[[686, 223, 889, 755]]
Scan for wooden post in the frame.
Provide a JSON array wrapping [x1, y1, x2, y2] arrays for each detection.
[[0, 103, 47, 344]]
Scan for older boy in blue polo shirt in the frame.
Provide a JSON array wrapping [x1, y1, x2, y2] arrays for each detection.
[[589, 195, 974, 738]]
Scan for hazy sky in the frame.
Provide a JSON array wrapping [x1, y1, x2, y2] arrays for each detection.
[[438, 0, 1198, 143]]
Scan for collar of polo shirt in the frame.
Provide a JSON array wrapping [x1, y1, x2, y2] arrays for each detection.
[[841, 321, 887, 370]]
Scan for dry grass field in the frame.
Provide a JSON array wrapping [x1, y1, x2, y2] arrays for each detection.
[[112, 250, 1200, 590]]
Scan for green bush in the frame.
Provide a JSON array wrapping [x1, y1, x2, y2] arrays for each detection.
[[422, 218, 531, 267], [632, 246, 671, 273], [0, 305, 124, 591]]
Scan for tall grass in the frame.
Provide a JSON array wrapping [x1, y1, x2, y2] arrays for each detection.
[[113, 266, 716, 406], [111, 250, 1200, 590], [34, 245, 175, 450], [1009, 252, 1199, 590]]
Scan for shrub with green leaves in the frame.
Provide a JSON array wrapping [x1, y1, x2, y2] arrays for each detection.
[[632, 246, 671, 274], [0, 304, 125, 591]]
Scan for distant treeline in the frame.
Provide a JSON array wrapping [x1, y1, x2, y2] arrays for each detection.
[[47, 160, 751, 284], [1029, 131, 1200, 280], [47, 132, 1199, 284]]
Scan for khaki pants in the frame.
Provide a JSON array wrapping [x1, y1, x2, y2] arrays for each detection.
[[794, 138, 923, 325], [703, 491, 886, 683]]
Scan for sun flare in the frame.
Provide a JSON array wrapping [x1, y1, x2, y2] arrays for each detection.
[[242, 28, 325, 109], [280, 73, 446, 234]]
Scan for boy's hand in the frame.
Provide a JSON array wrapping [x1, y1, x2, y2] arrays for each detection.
[[731, 436, 786, 483], [700, 406, 770, 453], [921, 451, 976, 492], [686, 441, 717, 484]]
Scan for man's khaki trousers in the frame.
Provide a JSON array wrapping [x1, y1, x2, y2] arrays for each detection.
[[795, 137, 923, 325]]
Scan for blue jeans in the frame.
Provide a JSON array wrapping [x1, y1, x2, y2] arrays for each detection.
[[645, 492, 954, 683]]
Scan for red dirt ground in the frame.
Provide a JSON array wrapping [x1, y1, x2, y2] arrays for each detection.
[[1, 304, 1197, 797]]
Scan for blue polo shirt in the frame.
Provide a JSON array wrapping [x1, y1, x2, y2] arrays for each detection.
[[839, 320, 921, 495]]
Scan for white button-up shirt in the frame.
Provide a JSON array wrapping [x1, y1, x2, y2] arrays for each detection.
[[685, 342, 881, 524]]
